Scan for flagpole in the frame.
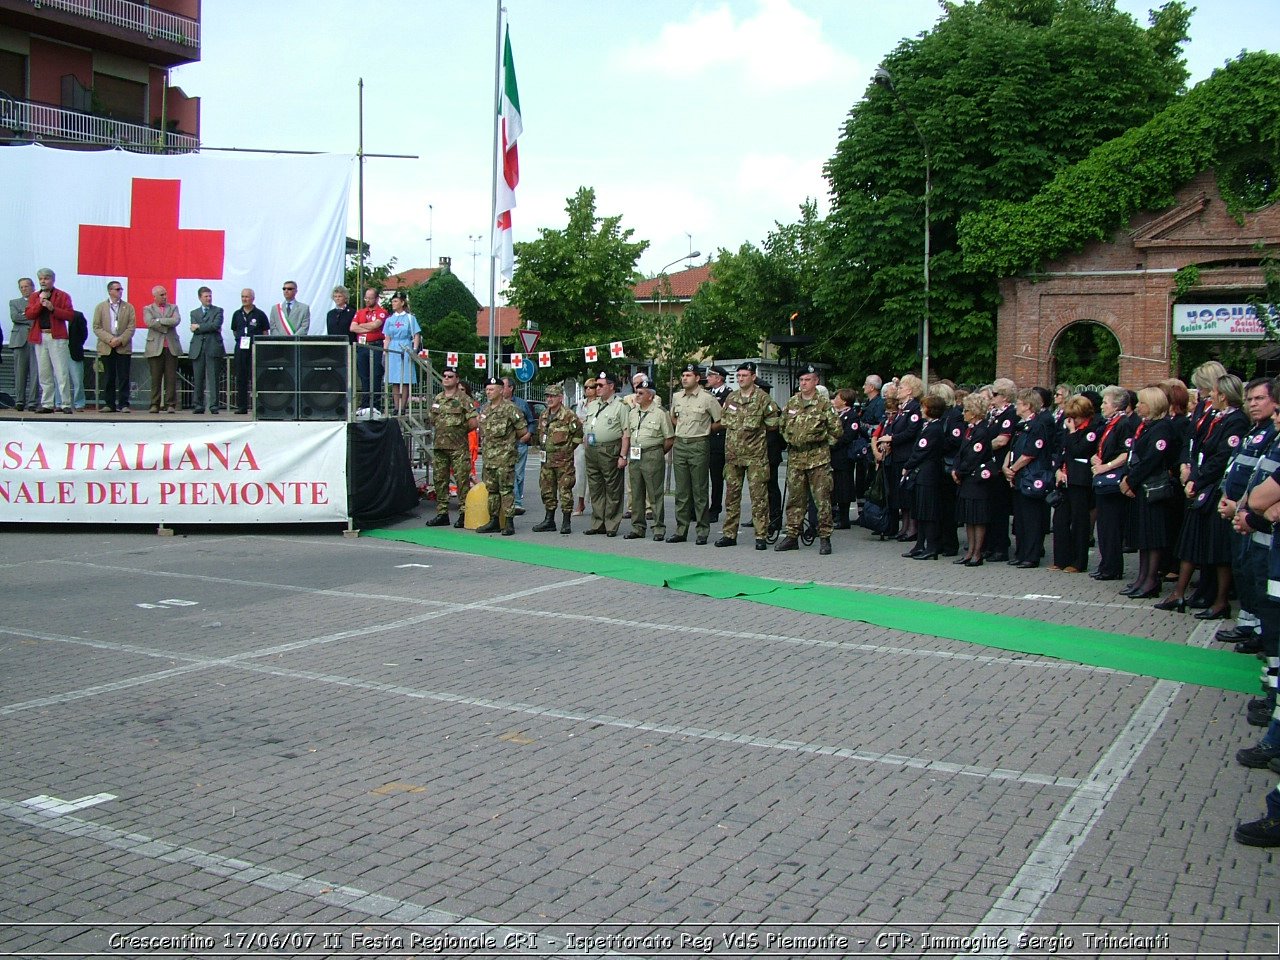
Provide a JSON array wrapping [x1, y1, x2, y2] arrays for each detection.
[[357, 77, 365, 296], [486, 0, 505, 372]]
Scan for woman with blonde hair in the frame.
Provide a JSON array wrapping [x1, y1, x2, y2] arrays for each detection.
[[1119, 386, 1179, 598]]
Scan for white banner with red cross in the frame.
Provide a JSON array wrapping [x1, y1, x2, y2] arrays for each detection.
[[0, 145, 352, 353]]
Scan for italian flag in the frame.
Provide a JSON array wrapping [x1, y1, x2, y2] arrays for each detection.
[[495, 25, 522, 280]]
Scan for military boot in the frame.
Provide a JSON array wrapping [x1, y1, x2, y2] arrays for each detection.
[[476, 517, 501, 534], [453, 511, 466, 528], [774, 536, 799, 552], [427, 511, 451, 527], [559, 515, 572, 535], [532, 510, 556, 532], [502, 518, 516, 536]]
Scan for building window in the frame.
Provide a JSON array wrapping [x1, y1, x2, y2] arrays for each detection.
[[92, 72, 146, 124], [0, 50, 27, 101]]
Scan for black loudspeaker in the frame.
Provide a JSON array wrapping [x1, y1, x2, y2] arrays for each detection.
[[300, 343, 348, 420], [253, 338, 348, 421], [254, 340, 299, 420]]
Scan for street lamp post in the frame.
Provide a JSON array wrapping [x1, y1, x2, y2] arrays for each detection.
[[873, 66, 931, 391], [655, 251, 701, 397]]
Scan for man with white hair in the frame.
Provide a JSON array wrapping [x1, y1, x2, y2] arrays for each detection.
[[24, 268, 75, 414]]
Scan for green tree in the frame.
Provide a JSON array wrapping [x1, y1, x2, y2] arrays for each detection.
[[421, 310, 483, 361], [406, 270, 481, 333], [818, 0, 1191, 383], [507, 186, 649, 376], [683, 200, 829, 363], [343, 241, 396, 297]]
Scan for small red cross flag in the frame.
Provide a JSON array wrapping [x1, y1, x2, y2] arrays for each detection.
[[474, 353, 487, 369], [584, 345, 598, 363], [538, 351, 551, 368], [609, 340, 625, 359], [510, 352, 523, 367], [446, 351, 459, 367]]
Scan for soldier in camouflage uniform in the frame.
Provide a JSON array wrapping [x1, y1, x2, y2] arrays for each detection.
[[715, 361, 781, 551], [531, 384, 584, 534], [425, 367, 478, 527], [776, 364, 842, 555], [476, 376, 532, 536]]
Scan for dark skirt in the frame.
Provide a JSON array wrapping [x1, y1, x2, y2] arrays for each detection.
[[1176, 500, 1234, 565], [958, 490, 991, 525], [914, 481, 943, 522], [1134, 491, 1172, 550]]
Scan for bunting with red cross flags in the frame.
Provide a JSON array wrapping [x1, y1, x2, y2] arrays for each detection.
[[474, 353, 487, 369], [538, 351, 551, 368], [610, 341, 625, 359], [0, 145, 351, 352], [446, 351, 459, 368], [583, 345, 598, 363], [510, 353, 523, 367]]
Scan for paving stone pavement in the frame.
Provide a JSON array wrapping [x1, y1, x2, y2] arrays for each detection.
[[1, 495, 1278, 958]]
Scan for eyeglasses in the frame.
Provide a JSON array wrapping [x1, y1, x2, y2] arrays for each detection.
[[283, 286, 296, 291], [584, 384, 597, 389]]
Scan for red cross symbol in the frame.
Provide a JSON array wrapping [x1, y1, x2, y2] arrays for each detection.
[[79, 178, 225, 314], [610, 341, 625, 358], [474, 353, 487, 369], [446, 351, 459, 367], [538, 351, 551, 368], [584, 345, 598, 362]]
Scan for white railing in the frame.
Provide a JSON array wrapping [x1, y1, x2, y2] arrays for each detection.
[[0, 97, 198, 151], [32, 0, 200, 48]]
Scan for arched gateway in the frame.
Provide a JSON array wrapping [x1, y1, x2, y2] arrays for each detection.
[[996, 172, 1280, 387]]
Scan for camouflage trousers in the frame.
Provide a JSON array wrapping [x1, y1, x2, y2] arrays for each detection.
[[539, 458, 576, 514], [784, 461, 833, 538], [432, 446, 471, 508], [722, 458, 768, 541], [484, 459, 515, 523]]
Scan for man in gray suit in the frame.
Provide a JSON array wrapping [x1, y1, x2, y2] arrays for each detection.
[[188, 286, 225, 414], [270, 280, 310, 337], [9, 277, 38, 410]]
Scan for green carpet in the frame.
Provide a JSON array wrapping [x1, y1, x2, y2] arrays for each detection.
[[364, 528, 1259, 694]]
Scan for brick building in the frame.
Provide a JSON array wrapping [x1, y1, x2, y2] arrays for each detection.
[[0, 0, 200, 152], [997, 170, 1280, 387]]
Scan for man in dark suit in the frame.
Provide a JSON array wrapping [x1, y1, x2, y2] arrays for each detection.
[[9, 277, 38, 410], [189, 286, 226, 414], [706, 364, 730, 521]]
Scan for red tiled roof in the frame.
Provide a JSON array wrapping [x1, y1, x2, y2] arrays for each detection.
[[633, 263, 712, 300], [477, 305, 522, 338], [384, 267, 439, 288]]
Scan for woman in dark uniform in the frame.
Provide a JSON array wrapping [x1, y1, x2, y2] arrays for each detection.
[[902, 394, 947, 559], [1156, 374, 1249, 617], [1051, 394, 1099, 573], [830, 388, 858, 529], [1089, 386, 1135, 581], [933, 382, 964, 556], [889, 375, 924, 543], [1004, 389, 1053, 568], [1119, 386, 1181, 599], [871, 388, 900, 539], [953, 393, 993, 566]]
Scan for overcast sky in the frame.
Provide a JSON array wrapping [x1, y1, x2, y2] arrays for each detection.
[[173, 0, 1279, 298]]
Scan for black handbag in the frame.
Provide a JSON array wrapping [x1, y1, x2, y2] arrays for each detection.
[[865, 466, 887, 507], [1143, 475, 1173, 503], [900, 468, 918, 499], [1188, 485, 1218, 512], [1046, 485, 1065, 508], [1092, 469, 1124, 495], [1017, 465, 1054, 499]]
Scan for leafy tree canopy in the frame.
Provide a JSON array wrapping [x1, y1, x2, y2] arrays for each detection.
[[959, 51, 1280, 276], [407, 269, 481, 328], [817, 0, 1192, 383], [421, 310, 483, 360], [507, 187, 649, 377], [684, 200, 829, 362]]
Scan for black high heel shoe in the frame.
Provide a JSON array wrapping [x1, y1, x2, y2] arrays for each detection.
[[1132, 586, 1161, 600], [1194, 607, 1230, 621], [913, 551, 939, 560], [1153, 597, 1187, 612], [902, 548, 925, 558], [964, 557, 984, 567], [952, 556, 970, 565]]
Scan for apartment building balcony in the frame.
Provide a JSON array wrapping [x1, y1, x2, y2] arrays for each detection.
[[0, 0, 200, 66], [0, 93, 197, 151]]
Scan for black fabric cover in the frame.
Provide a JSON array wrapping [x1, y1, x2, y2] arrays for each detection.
[[347, 419, 419, 525]]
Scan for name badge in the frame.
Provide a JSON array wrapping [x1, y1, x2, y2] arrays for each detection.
[[540, 449, 548, 464], [630, 445, 641, 461], [587, 432, 596, 446], [357, 334, 368, 344], [239, 336, 251, 350]]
